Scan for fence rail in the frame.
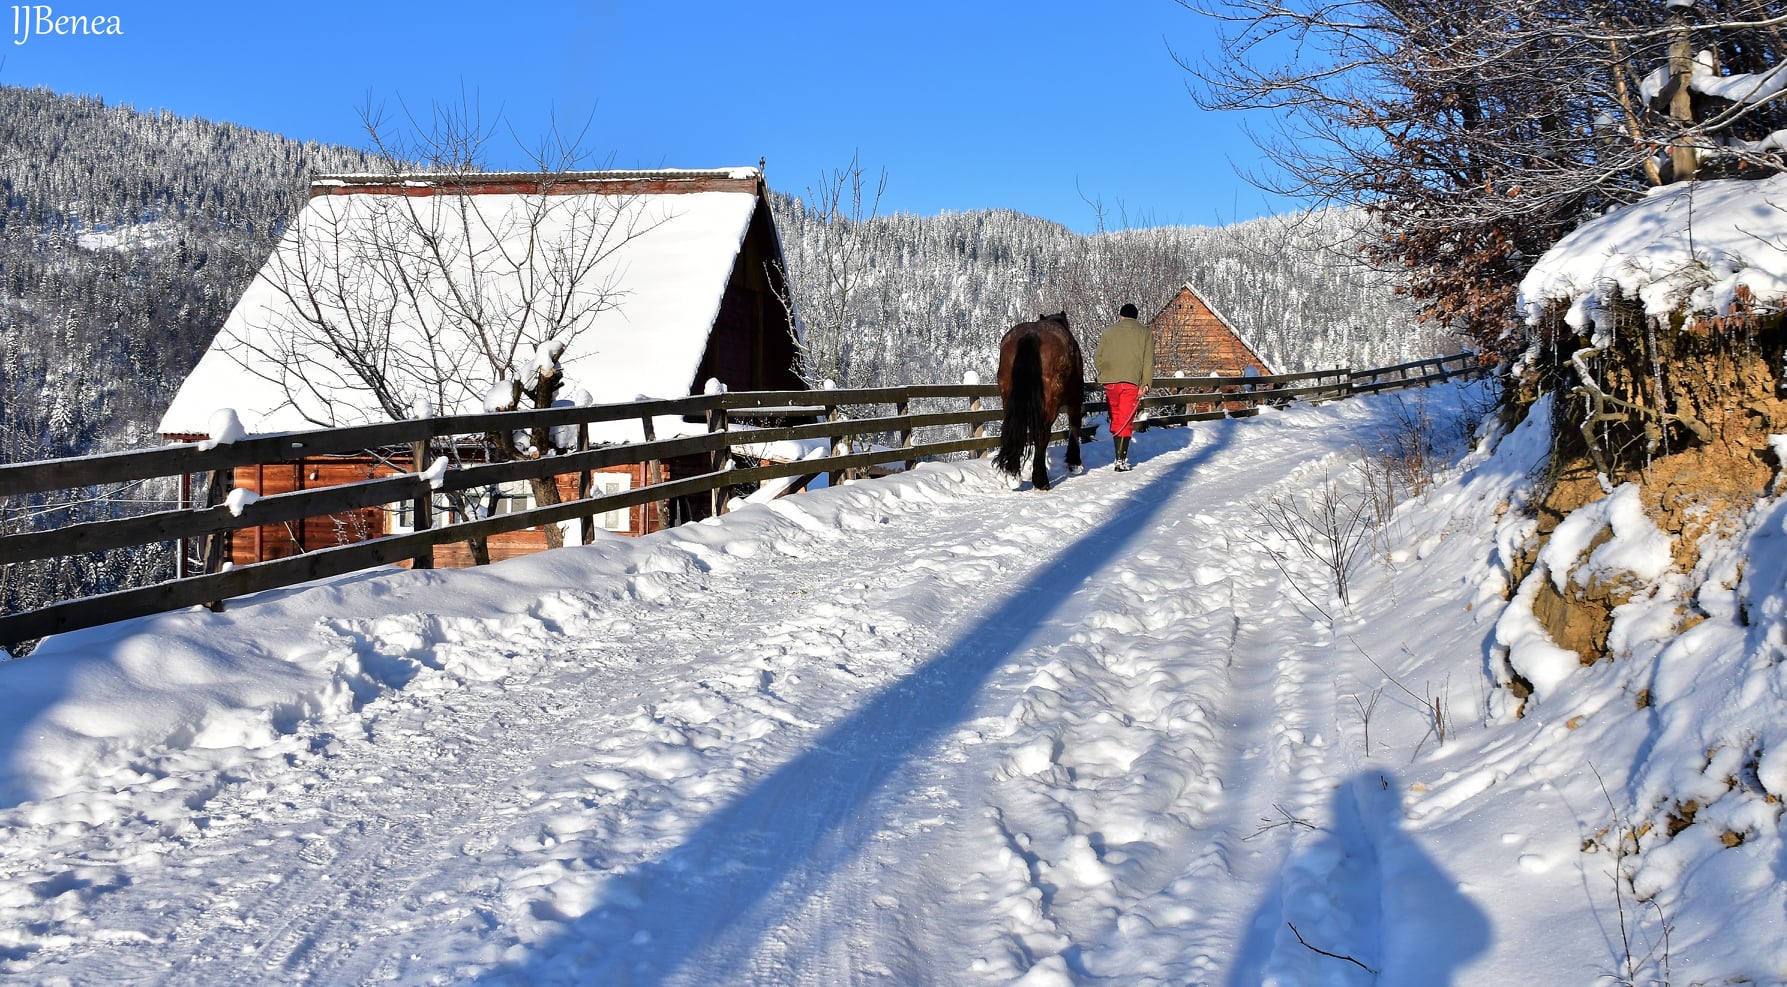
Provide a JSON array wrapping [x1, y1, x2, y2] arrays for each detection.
[[0, 351, 1488, 652]]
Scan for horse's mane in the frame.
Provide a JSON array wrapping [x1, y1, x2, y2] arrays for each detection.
[[1036, 311, 1069, 328]]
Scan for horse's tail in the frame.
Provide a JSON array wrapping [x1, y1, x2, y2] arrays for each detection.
[[997, 334, 1045, 475]]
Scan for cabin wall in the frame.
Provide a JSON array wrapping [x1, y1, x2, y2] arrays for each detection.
[[694, 202, 805, 393], [1149, 289, 1270, 378], [226, 459, 386, 568], [227, 458, 656, 569]]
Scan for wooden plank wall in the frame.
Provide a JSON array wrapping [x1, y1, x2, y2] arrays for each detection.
[[1149, 289, 1272, 377]]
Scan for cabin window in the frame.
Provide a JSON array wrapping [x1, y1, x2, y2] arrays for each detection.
[[593, 472, 632, 532], [490, 481, 533, 516], [386, 477, 633, 537], [386, 494, 455, 534]]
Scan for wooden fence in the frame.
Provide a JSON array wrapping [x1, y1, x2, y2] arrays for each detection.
[[0, 351, 1487, 653]]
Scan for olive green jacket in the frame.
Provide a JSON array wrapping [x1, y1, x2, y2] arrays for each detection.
[[1093, 317, 1155, 388]]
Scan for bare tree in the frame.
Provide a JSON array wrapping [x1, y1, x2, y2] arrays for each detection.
[[1055, 189, 1188, 343], [779, 151, 887, 386], [1247, 474, 1377, 617], [1177, 0, 1787, 355]]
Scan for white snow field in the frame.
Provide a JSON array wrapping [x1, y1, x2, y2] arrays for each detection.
[[5, 380, 1785, 985]]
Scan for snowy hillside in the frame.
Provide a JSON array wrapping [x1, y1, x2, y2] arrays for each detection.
[[2, 380, 1782, 985], [768, 196, 1454, 389]]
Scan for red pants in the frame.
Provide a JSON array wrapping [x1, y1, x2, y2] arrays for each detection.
[[1106, 383, 1140, 438]]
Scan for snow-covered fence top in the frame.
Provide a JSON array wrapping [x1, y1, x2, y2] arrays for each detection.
[[0, 353, 1486, 654]]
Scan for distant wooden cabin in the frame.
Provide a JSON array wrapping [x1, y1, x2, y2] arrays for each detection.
[[156, 167, 805, 568], [1148, 283, 1273, 379]]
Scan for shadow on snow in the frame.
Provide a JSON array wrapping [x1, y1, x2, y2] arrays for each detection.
[[496, 427, 1221, 984], [1226, 771, 1491, 987]]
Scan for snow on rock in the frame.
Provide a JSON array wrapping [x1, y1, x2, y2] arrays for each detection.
[[1519, 173, 1787, 338], [1538, 483, 1674, 593], [1496, 578, 1584, 697], [1496, 479, 1683, 697]]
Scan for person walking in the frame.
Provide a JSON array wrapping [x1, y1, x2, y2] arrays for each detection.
[[1093, 302, 1153, 472]]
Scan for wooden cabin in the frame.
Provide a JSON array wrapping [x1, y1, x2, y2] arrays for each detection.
[[156, 167, 805, 568], [1148, 282, 1274, 378]]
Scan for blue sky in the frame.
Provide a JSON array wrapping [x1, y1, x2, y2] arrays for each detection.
[[3, 1, 1293, 233]]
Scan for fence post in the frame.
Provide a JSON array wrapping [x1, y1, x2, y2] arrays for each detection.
[[708, 403, 729, 517], [970, 393, 985, 457], [577, 423, 594, 545], [898, 392, 916, 471], [966, 372, 987, 458], [200, 468, 231, 611], [176, 470, 192, 580], [641, 413, 660, 533], [410, 439, 434, 569], [824, 380, 849, 486], [827, 403, 848, 486]]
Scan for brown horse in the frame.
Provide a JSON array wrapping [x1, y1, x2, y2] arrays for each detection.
[[996, 312, 1085, 490]]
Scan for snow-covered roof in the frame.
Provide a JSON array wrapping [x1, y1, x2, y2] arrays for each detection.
[[158, 168, 771, 437], [308, 167, 764, 189], [1519, 173, 1787, 339]]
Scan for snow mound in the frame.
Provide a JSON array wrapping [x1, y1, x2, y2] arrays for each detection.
[[1518, 173, 1787, 339]]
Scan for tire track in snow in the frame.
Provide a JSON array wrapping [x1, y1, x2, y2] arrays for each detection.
[[90, 651, 630, 984]]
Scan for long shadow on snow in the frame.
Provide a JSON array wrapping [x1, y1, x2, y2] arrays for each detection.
[[495, 426, 1228, 985]]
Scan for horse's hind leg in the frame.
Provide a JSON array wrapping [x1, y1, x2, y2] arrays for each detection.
[[1031, 420, 1052, 491], [1065, 403, 1084, 475]]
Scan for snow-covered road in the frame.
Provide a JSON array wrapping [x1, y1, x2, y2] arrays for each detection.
[[3, 385, 1639, 985]]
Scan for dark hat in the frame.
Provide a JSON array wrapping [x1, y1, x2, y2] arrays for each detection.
[[1119, 303, 1139, 319]]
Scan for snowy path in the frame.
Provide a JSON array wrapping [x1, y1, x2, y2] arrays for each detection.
[[4, 397, 1507, 985]]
